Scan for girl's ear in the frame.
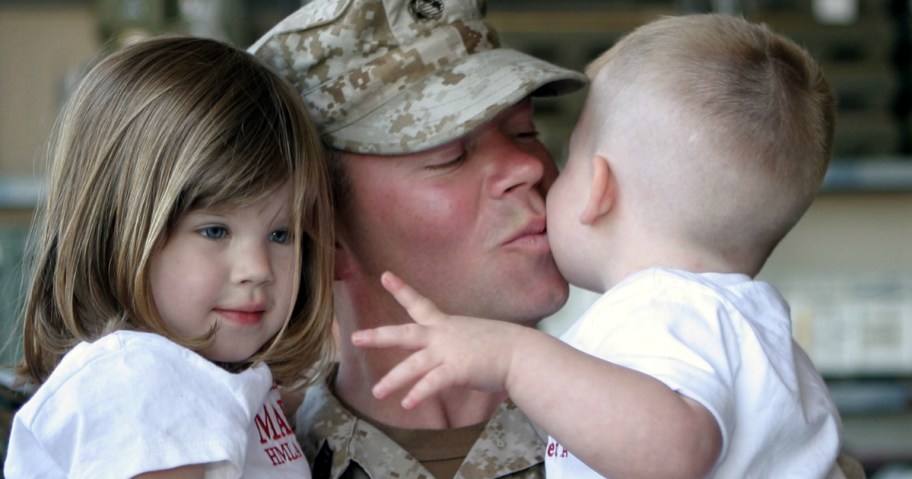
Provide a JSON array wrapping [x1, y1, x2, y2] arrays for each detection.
[[579, 155, 615, 225]]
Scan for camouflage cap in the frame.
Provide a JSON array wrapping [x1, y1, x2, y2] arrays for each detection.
[[250, 0, 587, 155]]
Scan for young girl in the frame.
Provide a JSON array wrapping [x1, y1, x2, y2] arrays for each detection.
[[4, 36, 334, 478]]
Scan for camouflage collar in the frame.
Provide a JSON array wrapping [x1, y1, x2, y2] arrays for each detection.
[[296, 377, 546, 478]]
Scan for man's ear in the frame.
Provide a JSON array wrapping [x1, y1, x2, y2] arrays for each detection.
[[579, 155, 615, 225], [334, 240, 354, 281]]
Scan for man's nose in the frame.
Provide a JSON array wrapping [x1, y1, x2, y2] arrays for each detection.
[[486, 134, 552, 197]]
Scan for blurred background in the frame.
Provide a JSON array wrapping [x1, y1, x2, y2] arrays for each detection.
[[0, 0, 911, 477]]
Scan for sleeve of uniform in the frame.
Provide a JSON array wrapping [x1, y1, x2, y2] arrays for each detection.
[[6, 332, 272, 479]]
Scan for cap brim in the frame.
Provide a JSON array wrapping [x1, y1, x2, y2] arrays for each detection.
[[326, 48, 587, 155]]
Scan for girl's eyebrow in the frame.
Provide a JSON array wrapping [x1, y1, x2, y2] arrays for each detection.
[[187, 204, 234, 216]]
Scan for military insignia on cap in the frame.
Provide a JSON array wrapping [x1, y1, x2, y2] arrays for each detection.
[[408, 0, 444, 21]]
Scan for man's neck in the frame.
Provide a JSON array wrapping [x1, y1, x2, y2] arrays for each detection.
[[332, 274, 509, 429], [333, 348, 506, 429]]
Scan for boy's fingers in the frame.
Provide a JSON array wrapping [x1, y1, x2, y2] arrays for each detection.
[[381, 271, 443, 325], [402, 366, 455, 409], [351, 324, 427, 349], [372, 349, 437, 400]]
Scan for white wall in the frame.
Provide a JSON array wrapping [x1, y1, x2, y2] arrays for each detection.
[[0, 6, 99, 177]]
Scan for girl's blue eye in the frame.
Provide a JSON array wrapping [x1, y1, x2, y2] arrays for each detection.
[[199, 225, 227, 239], [271, 229, 290, 244]]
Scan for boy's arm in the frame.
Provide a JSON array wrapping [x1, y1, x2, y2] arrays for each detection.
[[352, 272, 722, 479]]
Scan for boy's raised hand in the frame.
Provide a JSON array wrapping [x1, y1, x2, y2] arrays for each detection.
[[351, 271, 523, 409]]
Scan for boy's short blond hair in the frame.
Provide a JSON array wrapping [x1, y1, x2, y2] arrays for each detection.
[[585, 14, 834, 273]]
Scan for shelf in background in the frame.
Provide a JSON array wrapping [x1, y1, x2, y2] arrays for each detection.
[[0, 177, 42, 210], [0, 160, 910, 211], [824, 159, 912, 192]]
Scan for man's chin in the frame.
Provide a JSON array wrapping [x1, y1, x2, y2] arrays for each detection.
[[512, 281, 570, 327]]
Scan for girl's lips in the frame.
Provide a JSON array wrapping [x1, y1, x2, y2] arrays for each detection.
[[216, 309, 265, 326]]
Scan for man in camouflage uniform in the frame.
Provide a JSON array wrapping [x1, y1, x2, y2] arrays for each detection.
[[250, 0, 585, 477], [250, 2, 875, 478]]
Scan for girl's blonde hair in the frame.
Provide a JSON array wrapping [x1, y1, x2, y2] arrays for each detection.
[[19, 36, 334, 388]]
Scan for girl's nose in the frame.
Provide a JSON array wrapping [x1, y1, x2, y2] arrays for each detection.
[[232, 241, 274, 285]]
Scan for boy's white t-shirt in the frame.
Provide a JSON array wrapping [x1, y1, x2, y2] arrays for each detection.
[[546, 268, 844, 479], [5, 330, 310, 479]]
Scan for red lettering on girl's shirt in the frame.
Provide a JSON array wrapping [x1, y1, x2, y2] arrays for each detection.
[[265, 439, 305, 466], [253, 384, 306, 468], [255, 394, 294, 444]]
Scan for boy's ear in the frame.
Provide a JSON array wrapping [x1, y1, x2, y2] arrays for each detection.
[[579, 155, 615, 225]]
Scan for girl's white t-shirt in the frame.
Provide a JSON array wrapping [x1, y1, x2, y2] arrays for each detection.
[[5, 330, 311, 479]]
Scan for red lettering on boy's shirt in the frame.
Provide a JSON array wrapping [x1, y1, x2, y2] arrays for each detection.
[[546, 438, 570, 458]]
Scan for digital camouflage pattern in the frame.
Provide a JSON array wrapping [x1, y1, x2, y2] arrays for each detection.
[[297, 381, 546, 479], [249, 0, 586, 154]]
